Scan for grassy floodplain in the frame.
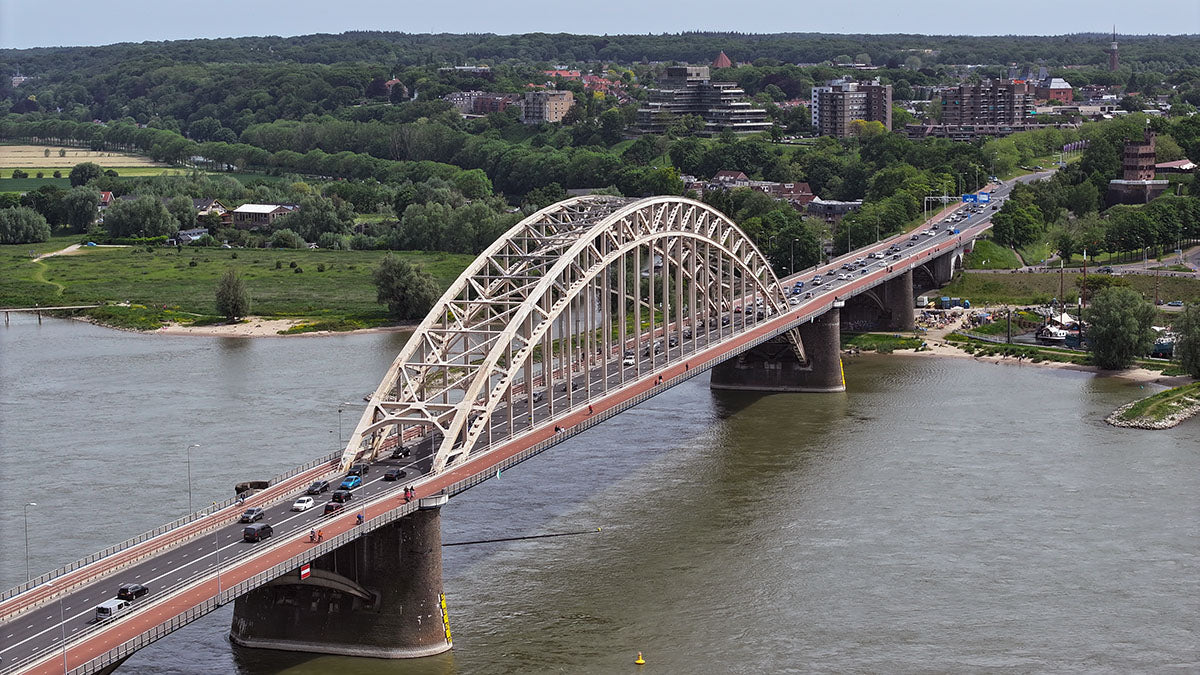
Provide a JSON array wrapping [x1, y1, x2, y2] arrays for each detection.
[[0, 238, 472, 329]]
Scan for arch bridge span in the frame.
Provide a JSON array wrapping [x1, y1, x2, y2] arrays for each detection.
[[340, 195, 806, 474]]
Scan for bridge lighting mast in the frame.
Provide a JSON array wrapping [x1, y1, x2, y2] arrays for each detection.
[[185, 443, 200, 515], [24, 501, 36, 581]]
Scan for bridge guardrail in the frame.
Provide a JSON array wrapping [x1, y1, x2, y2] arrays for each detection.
[[0, 451, 340, 607], [29, 293, 841, 675]]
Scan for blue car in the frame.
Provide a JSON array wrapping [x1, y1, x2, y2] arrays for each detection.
[[339, 475, 362, 490]]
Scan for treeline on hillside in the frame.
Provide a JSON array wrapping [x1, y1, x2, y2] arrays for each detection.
[[988, 115, 1200, 260], [0, 164, 528, 253], [3, 32, 1198, 79]]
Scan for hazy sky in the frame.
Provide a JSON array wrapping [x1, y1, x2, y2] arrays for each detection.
[[1, 0, 1196, 49]]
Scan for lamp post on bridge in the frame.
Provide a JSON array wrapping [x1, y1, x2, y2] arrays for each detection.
[[338, 401, 360, 448], [24, 501, 36, 581], [44, 580, 67, 674], [185, 443, 200, 515], [790, 238, 797, 276]]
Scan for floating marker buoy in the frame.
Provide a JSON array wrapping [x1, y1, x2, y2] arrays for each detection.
[[635, 651, 645, 665]]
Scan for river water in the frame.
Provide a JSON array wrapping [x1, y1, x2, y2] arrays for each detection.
[[1, 315, 1196, 673]]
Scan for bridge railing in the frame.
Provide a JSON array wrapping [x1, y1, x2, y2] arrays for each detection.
[[0, 451, 340, 605], [47, 305, 825, 675]]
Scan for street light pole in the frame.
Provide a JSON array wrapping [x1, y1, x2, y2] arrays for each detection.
[[790, 238, 797, 275], [45, 580, 67, 674], [185, 444, 200, 515], [338, 401, 357, 448], [24, 502, 36, 581]]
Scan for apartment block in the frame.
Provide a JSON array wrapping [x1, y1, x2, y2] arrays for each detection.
[[940, 80, 1035, 126], [637, 66, 771, 136], [811, 79, 892, 138], [521, 90, 575, 124]]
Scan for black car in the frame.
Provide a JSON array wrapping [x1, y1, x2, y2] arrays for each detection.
[[239, 507, 265, 523], [243, 523, 273, 542], [389, 447, 410, 459], [383, 468, 407, 481], [348, 463, 371, 477], [332, 489, 353, 503], [306, 480, 331, 495], [117, 583, 149, 601], [324, 502, 346, 516]]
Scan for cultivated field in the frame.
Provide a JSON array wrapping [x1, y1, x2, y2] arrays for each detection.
[[0, 145, 167, 169]]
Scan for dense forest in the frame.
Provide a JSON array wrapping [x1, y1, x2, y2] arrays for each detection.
[[1, 31, 1198, 273]]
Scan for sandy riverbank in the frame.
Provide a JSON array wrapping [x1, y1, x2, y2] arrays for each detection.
[[153, 317, 417, 337], [879, 338, 1191, 386]]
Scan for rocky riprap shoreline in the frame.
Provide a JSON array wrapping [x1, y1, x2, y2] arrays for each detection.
[[1106, 398, 1200, 430]]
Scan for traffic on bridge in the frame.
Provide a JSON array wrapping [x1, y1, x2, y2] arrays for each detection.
[[0, 172, 1050, 674]]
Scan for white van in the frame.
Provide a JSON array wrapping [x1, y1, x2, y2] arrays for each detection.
[[94, 598, 132, 622]]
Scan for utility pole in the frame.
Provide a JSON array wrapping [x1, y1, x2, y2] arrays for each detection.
[[1006, 307, 1012, 344]]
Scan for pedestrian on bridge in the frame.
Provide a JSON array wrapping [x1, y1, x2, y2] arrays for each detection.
[[317, 529, 324, 542], [309, 528, 316, 543]]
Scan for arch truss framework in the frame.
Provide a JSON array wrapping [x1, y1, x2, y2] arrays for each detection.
[[341, 196, 803, 475]]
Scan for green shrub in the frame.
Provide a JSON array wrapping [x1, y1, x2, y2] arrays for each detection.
[[275, 260, 282, 269], [188, 259, 198, 267], [294, 267, 303, 273], [289, 260, 297, 268]]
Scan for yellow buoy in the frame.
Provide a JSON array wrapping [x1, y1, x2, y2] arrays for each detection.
[[635, 651, 645, 665]]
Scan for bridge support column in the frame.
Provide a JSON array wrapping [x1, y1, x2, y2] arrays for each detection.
[[229, 507, 451, 659], [879, 269, 916, 331], [929, 249, 958, 286], [709, 306, 845, 393]]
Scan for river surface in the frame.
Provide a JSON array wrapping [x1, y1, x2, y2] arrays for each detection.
[[1, 314, 1196, 673]]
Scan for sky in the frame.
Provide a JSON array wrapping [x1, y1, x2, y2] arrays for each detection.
[[0, 0, 1196, 50]]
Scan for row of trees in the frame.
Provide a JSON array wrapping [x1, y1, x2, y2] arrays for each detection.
[[1086, 286, 1200, 377]]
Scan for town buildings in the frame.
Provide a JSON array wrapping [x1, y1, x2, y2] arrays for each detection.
[[636, 66, 771, 136], [904, 121, 1080, 141], [940, 79, 1035, 126], [444, 91, 522, 116], [232, 203, 299, 229], [1035, 77, 1074, 103], [810, 79, 893, 137], [1107, 129, 1169, 206], [684, 170, 816, 210], [521, 90, 574, 124]]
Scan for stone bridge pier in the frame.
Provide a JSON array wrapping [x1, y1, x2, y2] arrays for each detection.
[[709, 303, 845, 393], [230, 504, 451, 659]]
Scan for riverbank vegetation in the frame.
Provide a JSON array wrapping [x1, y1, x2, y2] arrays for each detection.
[[842, 332, 924, 353], [0, 239, 471, 328], [1111, 381, 1200, 428]]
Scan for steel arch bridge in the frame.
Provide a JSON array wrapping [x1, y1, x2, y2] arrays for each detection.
[[339, 195, 802, 475]]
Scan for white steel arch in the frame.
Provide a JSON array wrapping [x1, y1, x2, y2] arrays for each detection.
[[340, 195, 798, 474]]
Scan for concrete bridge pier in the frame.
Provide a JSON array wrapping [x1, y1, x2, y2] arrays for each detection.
[[709, 305, 845, 393], [878, 269, 916, 330], [229, 505, 451, 659]]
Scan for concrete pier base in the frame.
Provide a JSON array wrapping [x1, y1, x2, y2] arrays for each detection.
[[879, 269, 916, 331], [229, 508, 451, 659], [710, 307, 845, 393]]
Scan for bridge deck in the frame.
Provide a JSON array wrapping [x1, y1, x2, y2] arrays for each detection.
[[0, 176, 1041, 675]]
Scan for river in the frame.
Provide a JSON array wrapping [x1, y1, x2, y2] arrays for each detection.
[[1, 314, 1196, 673]]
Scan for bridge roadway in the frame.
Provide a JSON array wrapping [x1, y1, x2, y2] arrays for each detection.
[[0, 175, 1045, 674]]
